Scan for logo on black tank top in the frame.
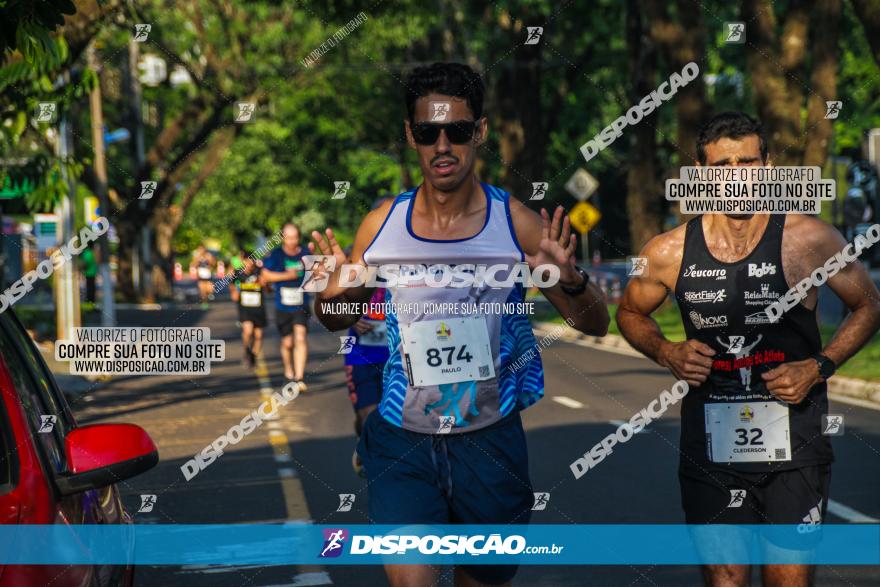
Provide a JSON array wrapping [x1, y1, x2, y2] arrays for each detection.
[[684, 289, 726, 304], [689, 310, 728, 329], [744, 283, 781, 306], [744, 310, 773, 325], [683, 264, 726, 280], [747, 262, 776, 277]]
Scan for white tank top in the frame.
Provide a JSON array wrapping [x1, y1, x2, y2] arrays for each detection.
[[363, 182, 545, 434]]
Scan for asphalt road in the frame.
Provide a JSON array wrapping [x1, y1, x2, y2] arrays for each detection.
[[69, 300, 880, 587]]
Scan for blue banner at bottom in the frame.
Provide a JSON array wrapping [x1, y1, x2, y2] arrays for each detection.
[[0, 524, 878, 565]]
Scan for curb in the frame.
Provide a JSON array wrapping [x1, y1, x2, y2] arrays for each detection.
[[532, 321, 880, 407]]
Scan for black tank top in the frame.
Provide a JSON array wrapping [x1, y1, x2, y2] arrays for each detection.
[[674, 215, 832, 472]]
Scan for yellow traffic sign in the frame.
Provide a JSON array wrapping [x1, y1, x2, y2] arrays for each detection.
[[569, 201, 601, 234]]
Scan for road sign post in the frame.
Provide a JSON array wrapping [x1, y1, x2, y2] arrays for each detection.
[[568, 201, 602, 263]]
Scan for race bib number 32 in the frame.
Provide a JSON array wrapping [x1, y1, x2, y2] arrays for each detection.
[[400, 317, 495, 387], [705, 401, 791, 463]]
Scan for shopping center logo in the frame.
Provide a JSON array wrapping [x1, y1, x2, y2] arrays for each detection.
[[319, 528, 348, 558], [744, 283, 780, 305]]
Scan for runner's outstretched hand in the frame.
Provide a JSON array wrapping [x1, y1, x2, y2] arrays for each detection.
[[308, 228, 348, 291], [525, 206, 579, 287]]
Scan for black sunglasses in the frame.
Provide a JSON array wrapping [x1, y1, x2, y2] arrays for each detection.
[[411, 120, 479, 145]]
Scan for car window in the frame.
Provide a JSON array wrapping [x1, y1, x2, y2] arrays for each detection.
[[0, 312, 68, 473]]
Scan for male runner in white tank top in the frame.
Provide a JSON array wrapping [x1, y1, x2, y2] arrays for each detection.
[[309, 62, 610, 587]]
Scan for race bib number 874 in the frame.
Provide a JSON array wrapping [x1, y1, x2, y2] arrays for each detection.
[[400, 317, 494, 387]]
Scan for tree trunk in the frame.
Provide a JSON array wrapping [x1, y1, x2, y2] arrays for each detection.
[[149, 126, 238, 299], [742, 0, 810, 165], [645, 0, 708, 167], [151, 206, 180, 300], [850, 0, 880, 67], [494, 56, 543, 200], [803, 0, 842, 168], [626, 0, 664, 252], [114, 219, 138, 301]]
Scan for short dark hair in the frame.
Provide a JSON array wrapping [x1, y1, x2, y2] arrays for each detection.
[[404, 62, 484, 123], [696, 111, 768, 165]]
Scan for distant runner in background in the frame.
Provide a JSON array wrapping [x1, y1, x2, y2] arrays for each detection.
[[262, 223, 310, 388], [190, 245, 216, 308], [230, 253, 267, 369], [80, 243, 98, 303]]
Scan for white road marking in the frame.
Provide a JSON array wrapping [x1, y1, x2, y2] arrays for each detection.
[[552, 396, 585, 409], [609, 419, 649, 433], [274, 453, 293, 463], [827, 499, 879, 522], [179, 564, 267, 574], [278, 467, 296, 478], [257, 572, 334, 586]]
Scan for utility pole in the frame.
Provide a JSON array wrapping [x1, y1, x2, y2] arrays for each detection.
[[127, 35, 154, 301], [56, 78, 81, 342], [87, 44, 117, 326]]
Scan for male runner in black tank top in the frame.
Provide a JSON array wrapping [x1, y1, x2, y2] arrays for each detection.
[[617, 112, 880, 587]]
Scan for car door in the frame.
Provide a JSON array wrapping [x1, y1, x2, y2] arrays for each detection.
[[0, 311, 114, 586]]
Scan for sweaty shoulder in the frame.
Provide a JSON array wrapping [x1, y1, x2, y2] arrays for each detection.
[[640, 222, 688, 290], [780, 214, 847, 283], [351, 197, 397, 263]]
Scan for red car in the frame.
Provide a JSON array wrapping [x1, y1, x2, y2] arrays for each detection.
[[0, 309, 158, 586]]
